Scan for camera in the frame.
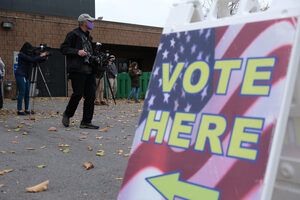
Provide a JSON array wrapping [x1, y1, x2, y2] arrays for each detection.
[[29, 43, 52, 62], [38, 43, 51, 56]]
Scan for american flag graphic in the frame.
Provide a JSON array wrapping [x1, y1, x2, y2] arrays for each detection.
[[118, 17, 297, 200]]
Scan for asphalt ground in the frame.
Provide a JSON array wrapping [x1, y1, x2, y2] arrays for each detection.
[[0, 98, 142, 200]]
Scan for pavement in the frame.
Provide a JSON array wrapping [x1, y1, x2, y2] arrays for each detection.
[[0, 98, 143, 200]]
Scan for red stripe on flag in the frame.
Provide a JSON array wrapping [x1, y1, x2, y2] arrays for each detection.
[[215, 26, 229, 47]]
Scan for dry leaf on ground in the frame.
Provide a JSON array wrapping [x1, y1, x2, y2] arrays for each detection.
[[88, 146, 93, 151], [37, 165, 46, 168], [25, 148, 36, 150], [80, 132, 89, 135], [26, 180, 49, 193], [26, 116, 36, 120], [48, 127, 57, 131], [96, 150, 105, 156], [82, 162, 94, 170], [79, 136, 87, 141], [63, 149, 70, 153], [116, 150, 123, 154], [99, 126, 110, 132], [0, 169, 13, 175], [0, 184, 3, 188]]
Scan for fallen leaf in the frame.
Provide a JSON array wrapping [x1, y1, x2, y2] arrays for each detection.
[[82, 162, 94, 170], [96, 136, 104, 140], [26, 180, 49, 193], [25, 148, 36, 150], [99, 126, 110, 132], [114, 177, 123, 180], [63, 148, 70, 153], [26, 116, 36, 120], [79, 136, 87, 141], [116, 150, 123, 154], [11, 141, 19, 144], [10, 151, 16, 154], [37, 165, 46, 168], [0, 151, 6, 154], [0, 184, 3, 188], [80, 132, 89, 135], [123, 154, 130, 157], [88, 146, 93, 151], [3, 169, 13, 173], [22, 131, 28, 135], [0, 171, 4, 175], [48, 127, 57, 131], [96, 150, 105, 156], [64, 144, 70, 147], [40, 146, 46, 149]]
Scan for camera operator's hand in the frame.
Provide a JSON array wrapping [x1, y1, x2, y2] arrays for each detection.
[[78, 50, 87, 57], [40, 52, 47, 57]]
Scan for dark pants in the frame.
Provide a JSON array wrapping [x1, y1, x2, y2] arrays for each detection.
[[15, 75, 30, 111], [64, 72, 96, 123]]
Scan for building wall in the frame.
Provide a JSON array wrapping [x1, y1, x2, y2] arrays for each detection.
[[0, 9, 162, 98], [0, 0, 95, 19]]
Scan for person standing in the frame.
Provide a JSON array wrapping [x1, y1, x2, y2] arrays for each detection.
[[127, 62, 142, 103], [15, 42, 47, 115], [107, 55, 118, 99], [0, 56, 5, 109], [60, 13, 99, 129]]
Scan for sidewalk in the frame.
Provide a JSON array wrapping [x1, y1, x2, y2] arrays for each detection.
[[0, 98, 142, 200]]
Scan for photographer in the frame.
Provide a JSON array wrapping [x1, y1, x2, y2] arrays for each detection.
[[15, 42, 47, 115], [106, 55, 118, 99], [60, 13, 99, 129], [127, 62, 142, 103], [0, 56, 5, 109]]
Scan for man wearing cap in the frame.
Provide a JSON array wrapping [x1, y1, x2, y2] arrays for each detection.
[[60, 13, 99, 129]]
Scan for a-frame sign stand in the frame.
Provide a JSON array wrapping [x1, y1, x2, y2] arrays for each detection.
[[118, 0, 300, 199]]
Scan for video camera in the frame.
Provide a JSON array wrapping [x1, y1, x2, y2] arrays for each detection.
[[30, 43, 52, 62]]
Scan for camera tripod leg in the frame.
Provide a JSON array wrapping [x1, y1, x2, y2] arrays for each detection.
[[103, 72, 109, 106], [104, 71, 116, 105], [37, 64, 58, 113], [29, 64, 59, 115], [29, 66, 38, 113]]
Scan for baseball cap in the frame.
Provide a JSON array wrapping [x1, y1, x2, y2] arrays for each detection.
[[78, 14, 95, 22]]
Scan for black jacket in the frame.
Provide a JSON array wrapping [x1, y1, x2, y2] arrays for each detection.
[[129, 67, 141, 88], [15, 52, 44, 79], [60, 27, 95, 73]]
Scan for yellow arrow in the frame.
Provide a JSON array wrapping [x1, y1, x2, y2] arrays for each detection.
[[146, 171, 220, 200]]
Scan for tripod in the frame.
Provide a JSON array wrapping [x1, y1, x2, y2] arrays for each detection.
[[29, 63, 58, 114], [96, 69, 116, 106]]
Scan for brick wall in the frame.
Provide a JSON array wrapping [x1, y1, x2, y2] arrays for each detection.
[[0, 9, 162, 98]]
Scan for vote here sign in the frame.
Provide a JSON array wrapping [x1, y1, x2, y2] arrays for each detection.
[[118, 17, 297, 200]]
